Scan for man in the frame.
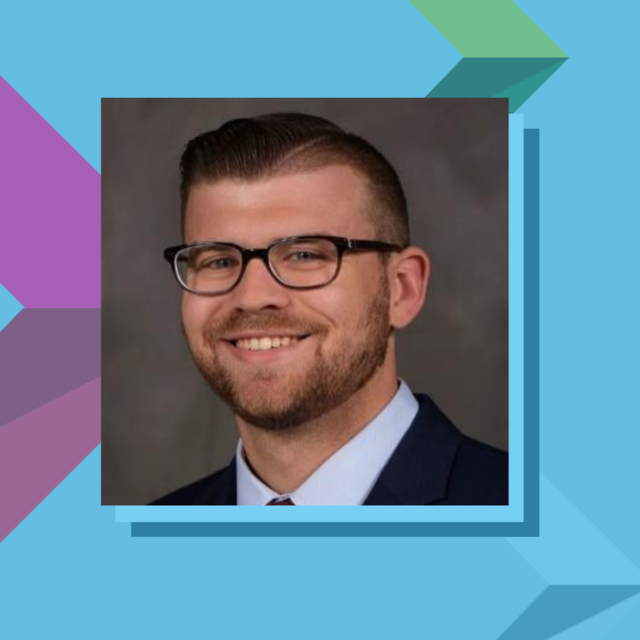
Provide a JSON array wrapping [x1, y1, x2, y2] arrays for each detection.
[[154, 112, 508, 506]]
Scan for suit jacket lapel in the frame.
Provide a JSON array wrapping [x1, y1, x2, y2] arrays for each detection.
[[201, 458, 237, 505], [364, 394, 462, 505]]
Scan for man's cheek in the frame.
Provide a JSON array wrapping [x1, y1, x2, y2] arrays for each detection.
[[183, 301, 208, 332]]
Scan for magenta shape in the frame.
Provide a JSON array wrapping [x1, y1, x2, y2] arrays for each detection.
[[0, 377, 101, 543], [0, 76, 100, 308]]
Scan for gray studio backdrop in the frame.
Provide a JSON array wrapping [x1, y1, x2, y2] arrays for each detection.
[[101, 98, 508, 505]]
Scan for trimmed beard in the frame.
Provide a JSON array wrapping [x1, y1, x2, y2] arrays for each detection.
[[184, 276, 392, 432]]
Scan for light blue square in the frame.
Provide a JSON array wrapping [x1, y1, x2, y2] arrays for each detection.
[[117, 113, 530, 534]]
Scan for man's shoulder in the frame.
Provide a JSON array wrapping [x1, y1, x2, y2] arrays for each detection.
[[366, 392, 508, 506], [150, 460, 236, 506], [445, 431, 508, 505], [417, 392, 508, 505], [149, 392, 507, 506]]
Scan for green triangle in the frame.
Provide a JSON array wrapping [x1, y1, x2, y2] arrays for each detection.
[[410, 0, 568, 58]]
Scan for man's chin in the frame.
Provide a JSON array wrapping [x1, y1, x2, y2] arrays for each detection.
[[207, 372, 306, 429], [229, 396, 308, 431], [220, 366, 295, 389]]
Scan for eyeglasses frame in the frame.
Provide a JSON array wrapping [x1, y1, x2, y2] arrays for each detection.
[[163, 235, 404, 296]]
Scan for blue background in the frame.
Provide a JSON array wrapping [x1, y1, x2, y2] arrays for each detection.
[[1, 1, 639, 638]]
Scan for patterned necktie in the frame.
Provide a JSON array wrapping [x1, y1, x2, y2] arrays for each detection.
[[267, 497, 295, 505]]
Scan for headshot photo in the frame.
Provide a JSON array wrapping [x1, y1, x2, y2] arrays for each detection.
[[101, 98, 509, 506]]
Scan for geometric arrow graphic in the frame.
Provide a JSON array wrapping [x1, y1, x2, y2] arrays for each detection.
[[428, 57, 567, 112], [0, 75, 100, 308], [507, 474, 640, 586], [411, 0, 568, 111], [498, 586, 640, 640], [0, 377, 100, 544], [0, 309, 101, 429], [498, 472, 640, 638], [410, 0, 567, 58]]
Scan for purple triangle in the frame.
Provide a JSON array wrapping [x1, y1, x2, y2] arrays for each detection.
[[0, 75, 100, 308], [0, 377, 100, 543]]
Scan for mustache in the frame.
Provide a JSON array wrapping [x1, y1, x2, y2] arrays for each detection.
[[202, 311, 328, 343]]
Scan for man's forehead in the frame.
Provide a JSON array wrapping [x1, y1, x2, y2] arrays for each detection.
[[188, 165, 368, 205], [184, 165, 376, 241]]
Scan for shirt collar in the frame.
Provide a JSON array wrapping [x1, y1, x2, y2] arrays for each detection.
[[236, 379, 419, 505]]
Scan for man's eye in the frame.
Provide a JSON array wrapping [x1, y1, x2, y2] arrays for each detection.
[[200, 257, 239, 270], [287, 251, 325, 262]]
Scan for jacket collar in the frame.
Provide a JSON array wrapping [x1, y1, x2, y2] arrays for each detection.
[[363, 394, 462, 505], [208, 393, 462, 506]]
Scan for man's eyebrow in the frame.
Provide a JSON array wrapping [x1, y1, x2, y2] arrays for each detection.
[[264, 232, 334, 243], [184, 232, 338, 247]]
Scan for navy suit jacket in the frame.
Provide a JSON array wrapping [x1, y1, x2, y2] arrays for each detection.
[[152, 393, 508, 506]]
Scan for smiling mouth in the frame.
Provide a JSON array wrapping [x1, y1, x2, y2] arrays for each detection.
[[227, 335, 310, 352]]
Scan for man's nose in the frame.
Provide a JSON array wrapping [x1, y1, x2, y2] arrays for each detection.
[[230, 256, 290, 311]]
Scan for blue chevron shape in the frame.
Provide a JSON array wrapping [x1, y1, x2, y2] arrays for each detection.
[[498, 585, 640, 640], [0, 282, 23, 332], [507, 474, 640, 585]]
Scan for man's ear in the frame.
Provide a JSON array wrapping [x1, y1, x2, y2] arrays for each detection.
[[388, 247, 430, 329]]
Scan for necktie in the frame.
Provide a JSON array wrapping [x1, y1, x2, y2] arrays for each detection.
[[267, 497, 295, 505]]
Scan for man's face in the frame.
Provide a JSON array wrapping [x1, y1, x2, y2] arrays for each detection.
[[181, 165, 393, 431]]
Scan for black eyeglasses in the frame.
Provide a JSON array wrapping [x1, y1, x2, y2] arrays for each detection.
[[163, 235, 403, 296]]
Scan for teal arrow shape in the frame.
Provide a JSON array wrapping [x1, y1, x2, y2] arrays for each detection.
[[410, 0, 568, 111]]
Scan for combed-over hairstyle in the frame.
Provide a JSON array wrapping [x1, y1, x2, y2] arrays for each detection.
[[179, 112, 410, 246]]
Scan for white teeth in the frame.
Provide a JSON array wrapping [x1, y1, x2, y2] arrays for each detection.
[[234, 336, 300, 351]]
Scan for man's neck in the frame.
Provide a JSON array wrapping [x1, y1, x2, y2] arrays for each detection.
[[236, 365, 399, 495]]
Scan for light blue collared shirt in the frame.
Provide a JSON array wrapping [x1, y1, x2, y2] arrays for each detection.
[[236, 380, 419, 505]]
